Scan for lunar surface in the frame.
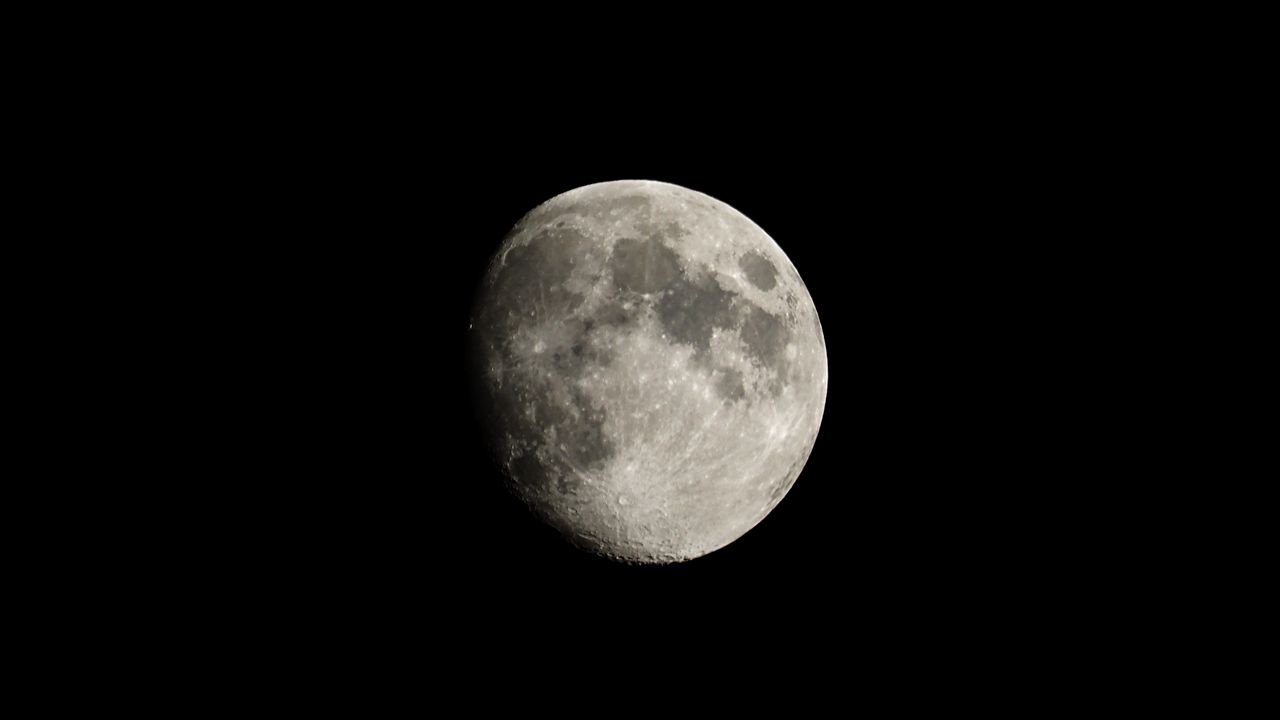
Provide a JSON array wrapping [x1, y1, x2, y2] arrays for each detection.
[[468, 180, 827, 564]]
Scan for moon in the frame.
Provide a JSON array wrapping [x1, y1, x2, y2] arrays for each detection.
[[468, 180, 827, 564]]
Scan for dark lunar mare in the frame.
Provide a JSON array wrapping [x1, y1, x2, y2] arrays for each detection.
[[611, 237, 681, 294], [739, 252, 779, 290], [654, 271, 737, 356], [648, 262, 793, 398]]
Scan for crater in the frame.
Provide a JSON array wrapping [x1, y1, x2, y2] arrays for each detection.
[[739, 252, 778, 291]]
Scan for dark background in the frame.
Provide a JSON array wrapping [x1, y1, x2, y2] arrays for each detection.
[[186, 56, 1129, 665], [250, 111, 1093, 644], [48, 11, 1199, 700]]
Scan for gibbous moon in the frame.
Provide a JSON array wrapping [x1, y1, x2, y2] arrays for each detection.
[[469, 180, 827, 564]]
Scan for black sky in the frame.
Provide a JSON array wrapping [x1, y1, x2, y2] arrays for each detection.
[[199, 69, 1118, 660]]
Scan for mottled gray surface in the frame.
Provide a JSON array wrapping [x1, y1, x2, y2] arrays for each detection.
[[469, 180, 827, 564]]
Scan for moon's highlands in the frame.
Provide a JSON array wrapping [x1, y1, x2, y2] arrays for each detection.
[[469, 180, 827, 564]]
